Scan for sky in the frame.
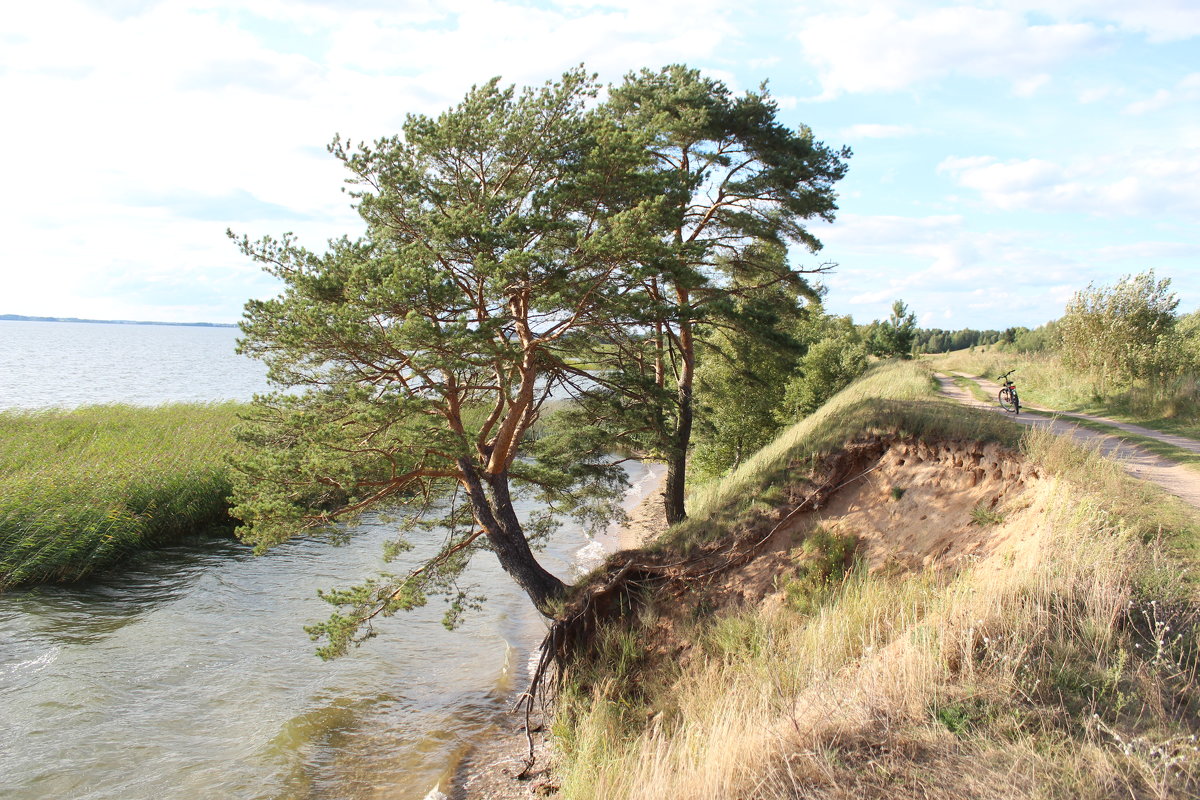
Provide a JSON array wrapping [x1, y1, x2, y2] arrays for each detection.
[[1, 0, 1197, 330]]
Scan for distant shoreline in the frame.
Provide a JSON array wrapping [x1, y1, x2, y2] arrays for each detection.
[[1, 314, 236, 328]]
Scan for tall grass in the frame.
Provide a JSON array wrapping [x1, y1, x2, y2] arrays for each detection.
[[930, 348, 1200, 437], [553, 361, 1200, 799], [0, 403, 241, 589]]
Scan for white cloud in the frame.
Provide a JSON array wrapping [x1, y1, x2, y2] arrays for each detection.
[[1123, 72, 1200, 114], [841, 123, 920, 139], [937, 150, 1200, 217], [0, 0, 743, 321], [1090, 241, 1200, 261], [1013, 73, 1051, 97], [793, 6, 1100, 97], [1025, 0, 1200, 42], [813, 211, 1177, 327], [1078, 86, 1116, 103]]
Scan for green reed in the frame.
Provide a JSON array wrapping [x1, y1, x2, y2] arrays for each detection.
[[0, 403, 242, 589]]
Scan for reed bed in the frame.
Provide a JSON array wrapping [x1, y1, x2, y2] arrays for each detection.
[[0, 403, 241, 589]]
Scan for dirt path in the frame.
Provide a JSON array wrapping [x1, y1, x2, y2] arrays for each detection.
[[934, 372, 1200, 510], [950, 371, 1200, 455]]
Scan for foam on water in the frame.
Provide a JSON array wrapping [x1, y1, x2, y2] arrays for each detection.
[[1, 646, 59, 677]]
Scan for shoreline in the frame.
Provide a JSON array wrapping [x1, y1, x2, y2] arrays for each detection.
[[445, 467, 668, 799], [614, 465, 669, 550]]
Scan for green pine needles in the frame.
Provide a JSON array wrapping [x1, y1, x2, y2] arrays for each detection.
[[229, 64, 850, 651]]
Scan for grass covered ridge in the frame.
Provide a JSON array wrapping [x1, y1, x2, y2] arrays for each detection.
[[0, 403, 240, 589], [551, 360, 1200, 799]]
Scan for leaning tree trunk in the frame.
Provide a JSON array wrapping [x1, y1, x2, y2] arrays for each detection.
[[458, 460, 566, 615]]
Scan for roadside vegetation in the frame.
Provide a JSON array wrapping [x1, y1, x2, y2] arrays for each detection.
[[550, 360, 1200, 799], [0, 403, 239, 590], [949, 372, 1200, 474], [925, 271, 1200, 439]]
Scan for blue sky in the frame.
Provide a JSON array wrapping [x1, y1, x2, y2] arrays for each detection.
[[1, 0, 1197, 329]]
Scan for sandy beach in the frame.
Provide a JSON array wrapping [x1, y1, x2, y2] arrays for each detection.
[[615, 468, 669, 550]]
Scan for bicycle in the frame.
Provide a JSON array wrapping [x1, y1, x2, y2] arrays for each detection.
[[997, 369, 1021, 414]]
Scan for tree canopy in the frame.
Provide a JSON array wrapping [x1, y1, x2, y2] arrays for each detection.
[[230, 65, 849, 654], [566, 65, 851, 523], [231, 69, 663, 654], [1058, 270, 1180, 391]]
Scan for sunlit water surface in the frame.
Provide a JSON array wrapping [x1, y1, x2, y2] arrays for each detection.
[[0, 321, 268, 408], [0, 320, 660, 799]]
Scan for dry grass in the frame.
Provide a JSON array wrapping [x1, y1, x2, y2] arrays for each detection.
[[552, 363, 1200, 800], [670, 362, 1020, 549]]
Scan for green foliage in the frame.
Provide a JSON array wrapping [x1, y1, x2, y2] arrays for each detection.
[[933, 698, 991, 737], [777, 526, 858, 614], [779, 323, 869, 419], [867, 299, 917, 358], [970, 504, 1005, 526], [0, 403, 239, 589], [232, 68, 649, 635], [1177, 310, 1200, 372], [1059, 270, 1181, 392], [691, 243, 821, 480], [916, 326, 1006, 354], [566, 65, 851, 522], [1011, 320, 1059, 353]]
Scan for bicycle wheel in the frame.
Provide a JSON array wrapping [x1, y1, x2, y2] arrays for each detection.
[[998, 387, 1015, 412], [1012, 391, 1020, 415]]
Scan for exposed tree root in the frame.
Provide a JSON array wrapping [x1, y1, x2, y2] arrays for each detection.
[[513, 436, 896, 775]]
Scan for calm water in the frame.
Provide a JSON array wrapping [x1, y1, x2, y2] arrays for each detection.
[[0, 321, 269, 408], [0, 321, 659, 799]]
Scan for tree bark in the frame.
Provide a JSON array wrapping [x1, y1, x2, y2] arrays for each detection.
[[664, 381, 691, 525], [663, 286, 694, 526], [459, 459, 566, 616]]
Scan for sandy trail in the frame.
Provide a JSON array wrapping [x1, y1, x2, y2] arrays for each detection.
[[951, 370, 1200, 455], [935, 372, 1200, 510]]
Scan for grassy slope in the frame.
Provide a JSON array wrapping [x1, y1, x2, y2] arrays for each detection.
[[553, 360, 1200, 800], [0, 403, 241, 589], [929, 348, 1200, 440]]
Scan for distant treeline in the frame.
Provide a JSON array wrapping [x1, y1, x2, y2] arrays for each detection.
[[914, 321, 1059, 354], [0, 314, 235, 328]]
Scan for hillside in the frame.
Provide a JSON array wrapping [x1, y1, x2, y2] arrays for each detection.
[[482, 360, 1200, 799]]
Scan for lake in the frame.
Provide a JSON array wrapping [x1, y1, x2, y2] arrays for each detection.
[[0, 320, 658, 799], [0, 321, 268, 408]]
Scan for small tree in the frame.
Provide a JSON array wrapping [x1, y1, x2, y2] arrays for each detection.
[[1058, 271, 1180, 393], [868, 300, 917, 358], [779, 316, 868, 418], [1178, 310, 1200, 373], [230, 70, 655, 655]]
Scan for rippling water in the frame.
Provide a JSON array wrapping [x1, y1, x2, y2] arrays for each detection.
[[0, 320, 661, 799], [0, 321, 269, 408]]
